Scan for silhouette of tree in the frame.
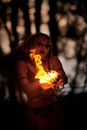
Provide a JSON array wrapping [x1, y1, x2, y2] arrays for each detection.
[[48, 0, 59, 56], [10, 0, 19, 49], [35, 0, 42, 32], [20, 0, 31, 34]]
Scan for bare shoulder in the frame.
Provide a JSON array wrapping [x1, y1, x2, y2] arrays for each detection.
[[16, 60, 27, 66], [16, 60, 28, 70], [50, 56, 60, 63]]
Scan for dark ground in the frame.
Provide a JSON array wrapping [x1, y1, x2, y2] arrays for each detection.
[[61, 92, 87, 130], [0, 92, 87, 130]]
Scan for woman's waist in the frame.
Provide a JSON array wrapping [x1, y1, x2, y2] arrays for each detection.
[[28, 95, 57, 108]]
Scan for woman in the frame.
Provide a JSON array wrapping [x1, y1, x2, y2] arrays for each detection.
[[15, 32, 68, 130]]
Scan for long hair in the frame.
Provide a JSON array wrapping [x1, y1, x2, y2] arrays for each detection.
[[22, 32, 53, 60]]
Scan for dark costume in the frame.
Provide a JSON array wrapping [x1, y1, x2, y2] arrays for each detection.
[[16, 56, 67, 130]]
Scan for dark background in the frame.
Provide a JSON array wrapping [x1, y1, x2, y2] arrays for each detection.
[[0, 0, 87, 129]]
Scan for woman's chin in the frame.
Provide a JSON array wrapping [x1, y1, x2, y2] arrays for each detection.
[[38, 53, 46, 60], [41, 56, 46, 61]]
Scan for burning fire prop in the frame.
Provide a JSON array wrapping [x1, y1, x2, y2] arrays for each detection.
[[30, 49, 59, 90]]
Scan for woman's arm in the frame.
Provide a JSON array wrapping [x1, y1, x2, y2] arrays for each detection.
[[15, 60, 40, 96], [51, 56, 68, 86]]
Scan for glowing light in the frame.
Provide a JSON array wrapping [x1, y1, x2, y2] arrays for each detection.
[[29, 49, 59, 89]]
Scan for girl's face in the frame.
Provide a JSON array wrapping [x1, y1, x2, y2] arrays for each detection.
[[35, 40, 50, 60], [29, 38, 50, 60]]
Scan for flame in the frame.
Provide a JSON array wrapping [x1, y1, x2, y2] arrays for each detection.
[[29, 49, 59, 89]]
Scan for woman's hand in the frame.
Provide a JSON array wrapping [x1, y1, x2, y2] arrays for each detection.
[[54, 78, 64, 93], [55, 78, 65, 87], [40, 83, 55, 90], [40, 83, 55, 96]]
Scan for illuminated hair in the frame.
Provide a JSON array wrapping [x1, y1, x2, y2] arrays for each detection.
[[23, 32, 53, 58]]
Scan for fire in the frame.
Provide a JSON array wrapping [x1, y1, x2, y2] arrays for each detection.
[[29, 49, 59, 89]]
